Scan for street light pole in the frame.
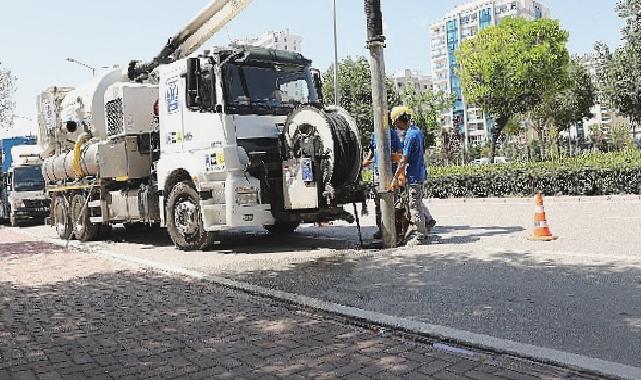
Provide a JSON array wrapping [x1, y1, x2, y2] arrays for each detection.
[[66, 58, 96, 76], [333, 0, 340, 106], [364, 0, 397, 249]]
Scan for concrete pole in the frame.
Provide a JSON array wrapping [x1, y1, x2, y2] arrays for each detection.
[[364, 0, 397, 248], [333, 0, 340, 106]]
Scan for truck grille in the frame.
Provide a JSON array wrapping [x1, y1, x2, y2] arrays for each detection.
[[23, 199, 50, 209], [106, 98, 124, 136]]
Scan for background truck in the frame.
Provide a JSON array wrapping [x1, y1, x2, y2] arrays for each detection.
[[0, 137, 50, 226], [37, 0, 366, 250]]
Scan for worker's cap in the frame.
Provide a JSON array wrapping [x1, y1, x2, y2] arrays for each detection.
[[390, 106, 413, 123]]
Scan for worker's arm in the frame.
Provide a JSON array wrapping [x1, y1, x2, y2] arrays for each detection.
[[362, 150, 374, 167], [390, 156, 408, 190]]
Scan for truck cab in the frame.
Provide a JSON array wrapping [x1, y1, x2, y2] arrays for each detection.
[[154, 46, 363, 249], [0, 139, 50, 226]]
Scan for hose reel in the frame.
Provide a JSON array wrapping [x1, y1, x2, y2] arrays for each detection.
[[283, 106, 362, 191]]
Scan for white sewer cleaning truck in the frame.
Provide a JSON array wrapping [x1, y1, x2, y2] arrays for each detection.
[[37, 0, 366, 250]]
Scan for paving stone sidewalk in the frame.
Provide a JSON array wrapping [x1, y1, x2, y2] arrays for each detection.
[[0, 229, 604, 379]]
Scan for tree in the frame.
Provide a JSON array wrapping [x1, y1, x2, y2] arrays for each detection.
[[456, 18, 570, 160], [322, 56, 399, 146], [531, 58, 595, 160], [0, 63, 16, 129], [589, 124, 606, 152], [595, 1, 641, 142], [610, 123, 634, 152], [399, 85, 453, 148]]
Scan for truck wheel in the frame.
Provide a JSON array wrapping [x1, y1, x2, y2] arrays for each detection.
[[71, 194, 99, 242], [265, 222, 300, 234], [167, 182, 214, 251], [52, 196, 72, 240]]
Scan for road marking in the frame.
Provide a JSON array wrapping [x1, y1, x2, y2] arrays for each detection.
[[20, 229, 641, 380]]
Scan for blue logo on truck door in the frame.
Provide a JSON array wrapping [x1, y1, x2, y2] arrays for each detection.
[[166, 81, 179, 113]]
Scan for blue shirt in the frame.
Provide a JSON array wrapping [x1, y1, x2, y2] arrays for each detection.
[[369, 128, 402, 174], [403, 125, 426, 184]]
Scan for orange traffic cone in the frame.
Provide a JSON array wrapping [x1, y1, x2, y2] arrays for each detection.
[[528, 192, 558, 241]]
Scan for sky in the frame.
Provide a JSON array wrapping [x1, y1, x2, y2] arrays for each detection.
[[0, 0, 624, 137]]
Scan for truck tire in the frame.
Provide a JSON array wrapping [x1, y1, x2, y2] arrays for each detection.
[[52, 196, 72, 240], [166, 181, 214, 251], [71, 194, 99, 242], [265, 222, 300, 235]]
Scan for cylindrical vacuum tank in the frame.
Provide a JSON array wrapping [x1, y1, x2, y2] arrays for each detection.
[[42, 143, 99, 182]]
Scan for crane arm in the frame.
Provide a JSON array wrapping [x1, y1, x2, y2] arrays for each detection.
[[129, 0, 253, 80]]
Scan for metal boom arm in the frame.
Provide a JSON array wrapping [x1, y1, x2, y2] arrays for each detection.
[[130, 0, 253, 80]]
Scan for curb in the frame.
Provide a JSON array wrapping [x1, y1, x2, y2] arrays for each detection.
[[18, 230, 641, 380], [427, 195, 641, 204]]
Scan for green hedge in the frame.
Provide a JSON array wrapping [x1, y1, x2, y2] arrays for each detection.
[[426, 151, 641, 198]]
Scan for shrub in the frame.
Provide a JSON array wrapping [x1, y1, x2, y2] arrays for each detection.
[[426, 151, 641, 198]]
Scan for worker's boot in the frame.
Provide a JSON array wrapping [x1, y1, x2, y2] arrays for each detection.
[[427, 219, 437, 232], [405, 232, 426, 247]]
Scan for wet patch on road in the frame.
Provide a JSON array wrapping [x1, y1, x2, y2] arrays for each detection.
[[0, 241, 69, 259]]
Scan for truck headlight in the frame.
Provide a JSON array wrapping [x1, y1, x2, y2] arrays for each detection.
[[235, 186, 259, 205]]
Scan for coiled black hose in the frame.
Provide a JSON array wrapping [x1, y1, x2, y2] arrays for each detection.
[[326, 111, 360, 188]]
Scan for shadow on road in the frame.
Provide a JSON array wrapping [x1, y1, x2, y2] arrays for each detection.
[[103, 225, 378, 254], [226, 248, 641, 367]]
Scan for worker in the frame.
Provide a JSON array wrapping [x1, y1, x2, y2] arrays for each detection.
[[362, 122, 403, 239], [390, 106, 436, 246]]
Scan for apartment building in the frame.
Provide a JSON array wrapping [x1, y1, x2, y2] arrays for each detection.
[[232, 29, 303, 53], [392, 69, 433, 96], [576, 53, 632, 141], [430, 0, 551, 146]]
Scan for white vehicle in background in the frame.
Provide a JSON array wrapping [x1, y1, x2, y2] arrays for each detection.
[[0, 138, 50, 226], [36, 0, 366, 250], [472, 157, 510, 165]]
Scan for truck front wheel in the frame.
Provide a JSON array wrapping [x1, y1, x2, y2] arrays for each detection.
[[52, 196, 72, 240], [71, 194, 99, 242], [167, 182, 214, 251]]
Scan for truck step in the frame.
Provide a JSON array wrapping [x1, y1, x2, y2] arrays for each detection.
[[88, 201, 102, 208], [89, 217, 103, 223]]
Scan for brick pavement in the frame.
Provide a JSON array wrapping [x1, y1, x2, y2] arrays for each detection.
[[0, 228, 604, 379]]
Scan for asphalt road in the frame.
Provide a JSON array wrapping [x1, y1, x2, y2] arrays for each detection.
[[13, 196, 641, 369]]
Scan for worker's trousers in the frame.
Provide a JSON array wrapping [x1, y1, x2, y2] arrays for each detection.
[[406, 184, 432, 239]]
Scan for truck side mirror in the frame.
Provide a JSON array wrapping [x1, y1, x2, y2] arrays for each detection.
[[311, 69, 324, 104], [186, 58, 201, 110], [6, 173, 12, 191]]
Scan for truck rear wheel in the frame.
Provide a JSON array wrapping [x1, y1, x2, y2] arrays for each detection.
[[167, 182, 214, 251], [71, 194, 99, 242], [52, 196, 72, 240], [265, 222, 300, 235]]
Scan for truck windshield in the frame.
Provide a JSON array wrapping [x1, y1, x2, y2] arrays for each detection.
[[224, 63, 320, 115], [13, 166, 45, 192]]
